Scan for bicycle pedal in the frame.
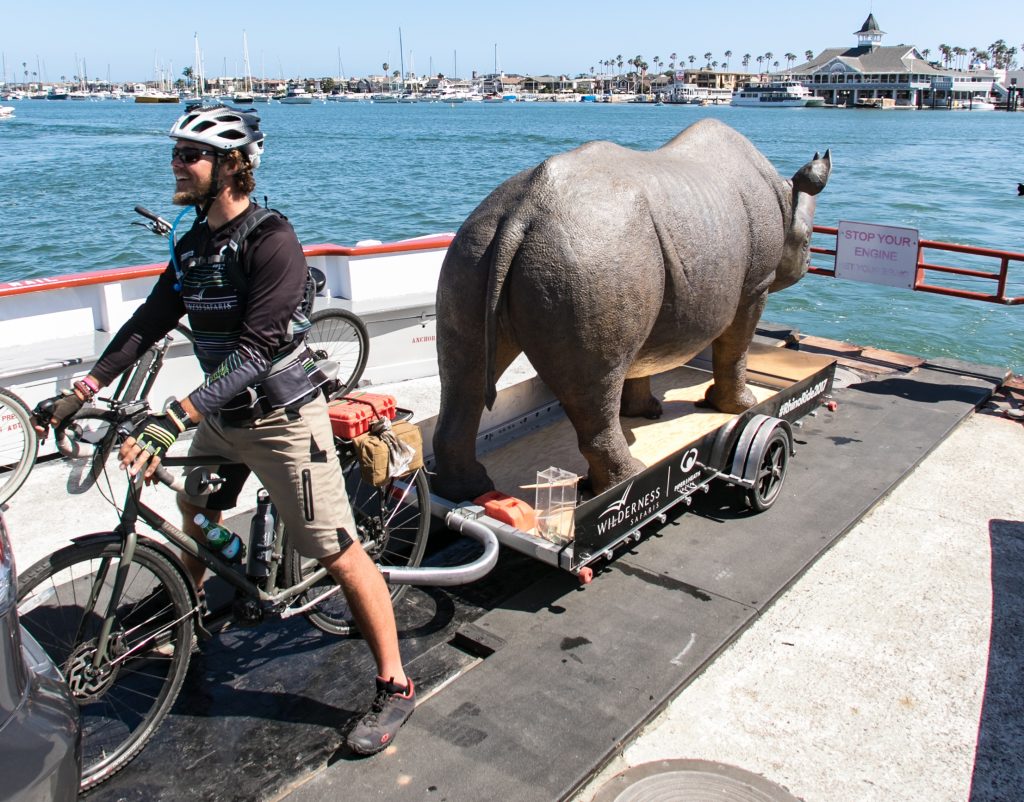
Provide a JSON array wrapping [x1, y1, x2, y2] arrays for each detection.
[[231, 597, 264, 626]]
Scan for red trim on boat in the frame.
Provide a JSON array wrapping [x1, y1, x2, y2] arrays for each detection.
[[0, 234, 456, 299]]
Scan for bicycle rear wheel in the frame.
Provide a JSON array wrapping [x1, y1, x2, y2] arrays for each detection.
[[0, 386, 38, 505], [305, 308, 369, 398], [283, 459, 431, 636], [17, 538, 195, 792]]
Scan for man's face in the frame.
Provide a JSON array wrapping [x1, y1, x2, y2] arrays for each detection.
[[170, 140, 217, 206]]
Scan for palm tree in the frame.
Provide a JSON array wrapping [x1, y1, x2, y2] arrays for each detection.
[[785, 52, 796, 70], [764, 52, 774, 74], [724, 50, 732, 70], [805, 49, 814, 63], [688, 55, 695, 68], [703, 51, 713, 68], [756, 55, 764, 73], [743, 54, 751, 70], [921, 48, 931, 63], [669, 52, 678, 72]]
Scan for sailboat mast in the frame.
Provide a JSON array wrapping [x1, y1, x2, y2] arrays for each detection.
[[398, 28, 406, 92]]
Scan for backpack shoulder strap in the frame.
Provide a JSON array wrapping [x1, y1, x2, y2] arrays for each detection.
[[226, 207, 280, 268], [222, 207, 284, 300]]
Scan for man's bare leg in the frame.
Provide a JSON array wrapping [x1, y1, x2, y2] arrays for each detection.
[[319, 544, 407, 686]]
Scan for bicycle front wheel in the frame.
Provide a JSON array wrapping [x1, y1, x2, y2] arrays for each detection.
[[305, 308, 369, 397], [0, 386, 38, 505], [17, 538, 195, 792], [284, 462, 431, 636]]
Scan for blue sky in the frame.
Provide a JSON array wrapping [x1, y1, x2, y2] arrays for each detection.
[[3, 1, 1021, 83]]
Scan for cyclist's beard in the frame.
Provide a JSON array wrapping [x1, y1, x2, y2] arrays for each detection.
[[173, 174, 214, 206]]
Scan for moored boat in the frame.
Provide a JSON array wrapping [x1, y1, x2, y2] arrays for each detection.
[[278, 84, 314, 104], [134, 90, 180, 104], [731, 80, 823, 107]]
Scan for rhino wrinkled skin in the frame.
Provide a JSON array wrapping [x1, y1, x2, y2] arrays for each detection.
[[433, 118, 831, 500]]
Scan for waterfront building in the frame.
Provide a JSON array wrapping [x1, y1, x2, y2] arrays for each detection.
[[786, 13, 1002, 108]]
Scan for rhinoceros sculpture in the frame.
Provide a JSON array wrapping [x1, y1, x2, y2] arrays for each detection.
[[432, 118, 831, 500]]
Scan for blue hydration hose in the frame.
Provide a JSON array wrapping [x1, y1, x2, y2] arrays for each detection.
[[168, 206, 193, 291]]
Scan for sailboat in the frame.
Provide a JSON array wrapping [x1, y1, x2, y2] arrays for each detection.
[[232, 31, 255, 104]]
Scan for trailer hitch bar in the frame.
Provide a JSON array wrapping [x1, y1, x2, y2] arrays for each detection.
[[381, 510, 500, 587]]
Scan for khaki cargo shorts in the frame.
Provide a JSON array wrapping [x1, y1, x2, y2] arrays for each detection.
[[180, 393, 357, 559]]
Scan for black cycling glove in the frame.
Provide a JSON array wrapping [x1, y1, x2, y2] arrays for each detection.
[[129, 414, 180, 460], [33, 391, 85, 436]]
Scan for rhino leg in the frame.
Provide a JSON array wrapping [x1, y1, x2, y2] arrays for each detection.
[[703, 294, 766, 413], [560, 393, 647, 495], [621, 376, 662, 419]]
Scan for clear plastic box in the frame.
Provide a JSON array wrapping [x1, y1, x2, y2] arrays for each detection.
[[534, 467, 579, 545]]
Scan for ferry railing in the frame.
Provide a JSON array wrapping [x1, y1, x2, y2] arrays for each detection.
[[810, 225, 1024, 306]]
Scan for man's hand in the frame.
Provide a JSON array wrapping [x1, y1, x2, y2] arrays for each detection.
[[120, 414, 180, 479], [32, 391, 85, 440]]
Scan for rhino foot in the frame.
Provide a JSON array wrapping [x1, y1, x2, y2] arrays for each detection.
[[621, 377, 663, 419], [587, 455, 648, 496], [702, 382, 757, 414], [432, 463, 495, 503]]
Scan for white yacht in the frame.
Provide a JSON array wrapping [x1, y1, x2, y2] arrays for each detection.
[[731, 81, 823, 107]]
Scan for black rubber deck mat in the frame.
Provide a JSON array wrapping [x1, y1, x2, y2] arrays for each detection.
[[84, 356, 998, 802]]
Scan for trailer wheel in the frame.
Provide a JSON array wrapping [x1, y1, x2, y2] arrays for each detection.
[[747, 427, 790, 512]]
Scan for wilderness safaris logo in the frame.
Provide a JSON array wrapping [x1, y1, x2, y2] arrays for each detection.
[[596, 480, 662, 535]]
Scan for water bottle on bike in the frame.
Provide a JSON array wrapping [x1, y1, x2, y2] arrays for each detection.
[[245, 489, 277, 585], [193, 513, 245, 562]]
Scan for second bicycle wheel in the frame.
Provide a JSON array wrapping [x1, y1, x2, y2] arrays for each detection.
[[17, 538, 195, 792], [284, 459, 431, 636], [305, 308, 369, 397], [0, 387, 39, 505]]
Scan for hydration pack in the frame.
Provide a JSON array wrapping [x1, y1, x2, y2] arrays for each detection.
[[222, 206, 318, 318]]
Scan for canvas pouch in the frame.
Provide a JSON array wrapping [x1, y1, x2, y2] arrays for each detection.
[[353, 418, 424, 486]]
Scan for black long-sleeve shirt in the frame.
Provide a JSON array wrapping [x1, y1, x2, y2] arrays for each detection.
[[92, 204, 310, 416]]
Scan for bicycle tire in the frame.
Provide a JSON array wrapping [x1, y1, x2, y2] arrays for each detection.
[[17, 538, 195, 792], [283, 460, 431, 636], [120, 347, 158, 405], [0, 386, 39, 505], [305, 308, 369, 397]]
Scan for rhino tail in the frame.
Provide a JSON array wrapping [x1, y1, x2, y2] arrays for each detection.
[[483, 215, 526, 410]]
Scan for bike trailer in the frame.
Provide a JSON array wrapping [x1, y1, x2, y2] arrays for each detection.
[[431, 343, 838, 583]]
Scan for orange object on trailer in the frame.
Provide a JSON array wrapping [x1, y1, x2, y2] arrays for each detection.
[[473, 491, 538, 532]]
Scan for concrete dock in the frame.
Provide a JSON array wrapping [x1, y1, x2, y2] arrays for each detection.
[[573, 406, 1024, 802]]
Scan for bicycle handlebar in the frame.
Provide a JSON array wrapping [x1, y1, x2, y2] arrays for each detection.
[[54, 425, 217, 496], [133, 205, 172, 237]]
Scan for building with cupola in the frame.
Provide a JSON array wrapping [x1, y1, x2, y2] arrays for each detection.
[[785, 14, 1003, 108]]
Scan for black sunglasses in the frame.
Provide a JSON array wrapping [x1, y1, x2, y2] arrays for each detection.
[[171, 147, 216, 164]]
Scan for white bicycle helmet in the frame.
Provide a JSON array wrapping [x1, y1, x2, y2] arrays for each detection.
[[169, 104, 265, 169]]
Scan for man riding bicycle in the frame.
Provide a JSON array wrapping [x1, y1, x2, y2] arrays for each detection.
[[34, 104, 414, 755]]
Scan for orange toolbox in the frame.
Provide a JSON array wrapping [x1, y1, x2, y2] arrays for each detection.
[[328, 392, 397, 439], [473, 491, 537, 532]]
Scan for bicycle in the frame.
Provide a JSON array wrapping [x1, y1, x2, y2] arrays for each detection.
[[0, 329, 190, 506], [14, 417, 434, 791], [0, 386, 38, 505]]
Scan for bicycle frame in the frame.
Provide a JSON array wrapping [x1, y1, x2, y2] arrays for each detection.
[[85, 454, 338, 670]]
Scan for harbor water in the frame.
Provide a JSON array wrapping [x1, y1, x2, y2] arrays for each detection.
[[0, 99, 1020, 372]]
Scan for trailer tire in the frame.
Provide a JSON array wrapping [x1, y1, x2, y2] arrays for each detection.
[[746, 426, 790, 513]]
